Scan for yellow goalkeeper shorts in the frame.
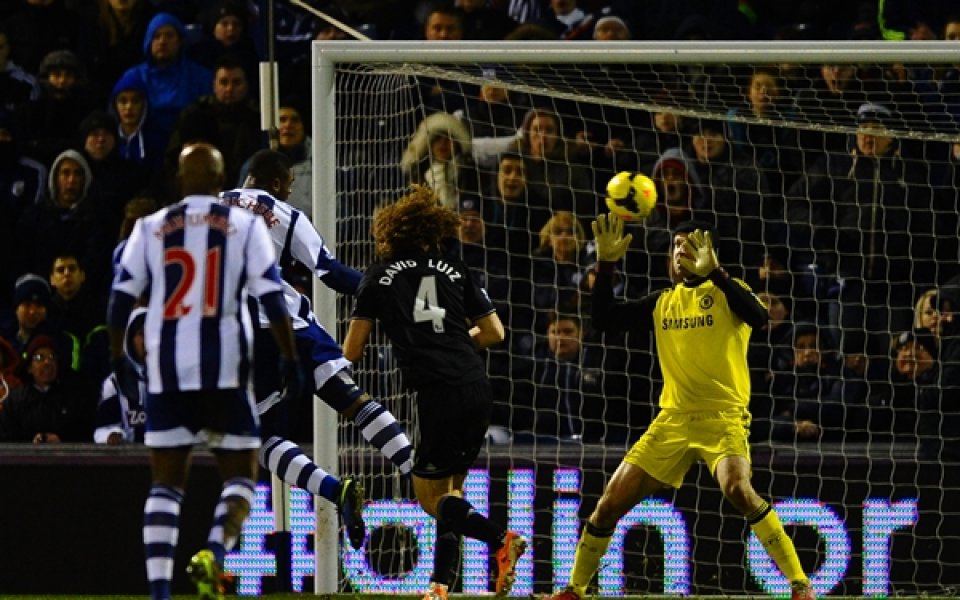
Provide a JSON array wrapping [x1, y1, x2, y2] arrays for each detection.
[[623, 407, 752, 488]]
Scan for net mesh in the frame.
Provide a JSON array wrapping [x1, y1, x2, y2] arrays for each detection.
[[320, 46, 960, 596]]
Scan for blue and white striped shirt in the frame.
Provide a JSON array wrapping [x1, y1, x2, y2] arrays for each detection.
[[219, 187, 361, 329], [109, 195, 284, 393]]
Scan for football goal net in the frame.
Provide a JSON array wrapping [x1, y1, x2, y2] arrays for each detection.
[[246, 40, 960, 598]]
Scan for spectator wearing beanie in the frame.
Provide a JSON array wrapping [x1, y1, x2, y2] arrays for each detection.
[[15, 49, 98, 166], [187, 0, 261, 88], [2, 275, 53, 354], [0, 275, 70, 362], [77, 109, 149, 237]]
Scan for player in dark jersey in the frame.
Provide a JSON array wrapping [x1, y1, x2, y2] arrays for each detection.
[[342, 186, 527, 600], [546, 213, 815, 600]]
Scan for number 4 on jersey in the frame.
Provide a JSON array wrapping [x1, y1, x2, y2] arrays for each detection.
[[413, 276, 446, 333]]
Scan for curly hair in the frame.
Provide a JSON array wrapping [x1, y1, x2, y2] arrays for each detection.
[[372, 185, 461, 259]]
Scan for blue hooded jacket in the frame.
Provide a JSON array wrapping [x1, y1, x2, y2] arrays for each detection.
[[118, 13, 211, 148], [109, 70, 165, 168]]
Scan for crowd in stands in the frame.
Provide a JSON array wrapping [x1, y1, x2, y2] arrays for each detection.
[[0, 0, 958, 461]]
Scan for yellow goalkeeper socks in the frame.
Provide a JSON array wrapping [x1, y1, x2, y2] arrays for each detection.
[[569, 522, 614, 597], [747, 501, 808, 584]]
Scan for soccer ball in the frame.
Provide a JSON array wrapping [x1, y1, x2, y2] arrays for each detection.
[[604, 171, 657, 221]]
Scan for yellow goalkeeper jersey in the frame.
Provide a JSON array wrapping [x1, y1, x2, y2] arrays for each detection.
[[652, 277, 757, 412]]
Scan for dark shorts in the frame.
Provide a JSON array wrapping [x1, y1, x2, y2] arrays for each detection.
[[413, 379, 492, 480]]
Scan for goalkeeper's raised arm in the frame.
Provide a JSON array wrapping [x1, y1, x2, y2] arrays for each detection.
[[591, 214, 767, 334], [590, 212, 658, 335], [552, 214, 816, 600]]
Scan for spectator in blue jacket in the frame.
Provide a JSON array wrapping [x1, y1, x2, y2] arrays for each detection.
[[109, 69, 165, 169], [117, 12, 212, 154]]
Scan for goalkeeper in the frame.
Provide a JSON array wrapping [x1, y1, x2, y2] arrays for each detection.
[[547, 214, 815, 600]]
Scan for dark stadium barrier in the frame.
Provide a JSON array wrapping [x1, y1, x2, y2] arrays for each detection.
[[0, 444, 956, 595]]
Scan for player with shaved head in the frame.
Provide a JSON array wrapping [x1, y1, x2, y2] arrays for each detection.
[[108, 142, 304, 600]]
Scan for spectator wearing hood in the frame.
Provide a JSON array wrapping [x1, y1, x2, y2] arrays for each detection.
[[15, 149, 111, 289], [622, 148, 705, 292], [109, 69, 164, 169], [401, 111, 482, 212], [94, 307, 147, 444], [117, 12, 212, 154], [15, 49, 98, 167], [0, 333, 97, 443]]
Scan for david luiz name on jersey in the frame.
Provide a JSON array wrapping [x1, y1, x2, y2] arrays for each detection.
[[377, 258, 463, 286], [661, 314, 715, 330]]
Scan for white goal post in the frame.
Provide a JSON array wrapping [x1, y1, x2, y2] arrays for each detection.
[[305, 40, 960, 596]]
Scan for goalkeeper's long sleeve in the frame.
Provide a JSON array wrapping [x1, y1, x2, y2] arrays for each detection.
[[708, 268, 768, 329], [591, 262, 658, 335]]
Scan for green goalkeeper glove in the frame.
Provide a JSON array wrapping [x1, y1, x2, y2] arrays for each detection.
[[677, 229, 719, 277], [591, 213, 633, 263]]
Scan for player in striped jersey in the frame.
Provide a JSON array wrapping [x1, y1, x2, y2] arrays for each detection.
[[343, 187, 527, 600], [220, 150, 414, 547], [547, 214, 816, 600], [107, 144, 305, 600]]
